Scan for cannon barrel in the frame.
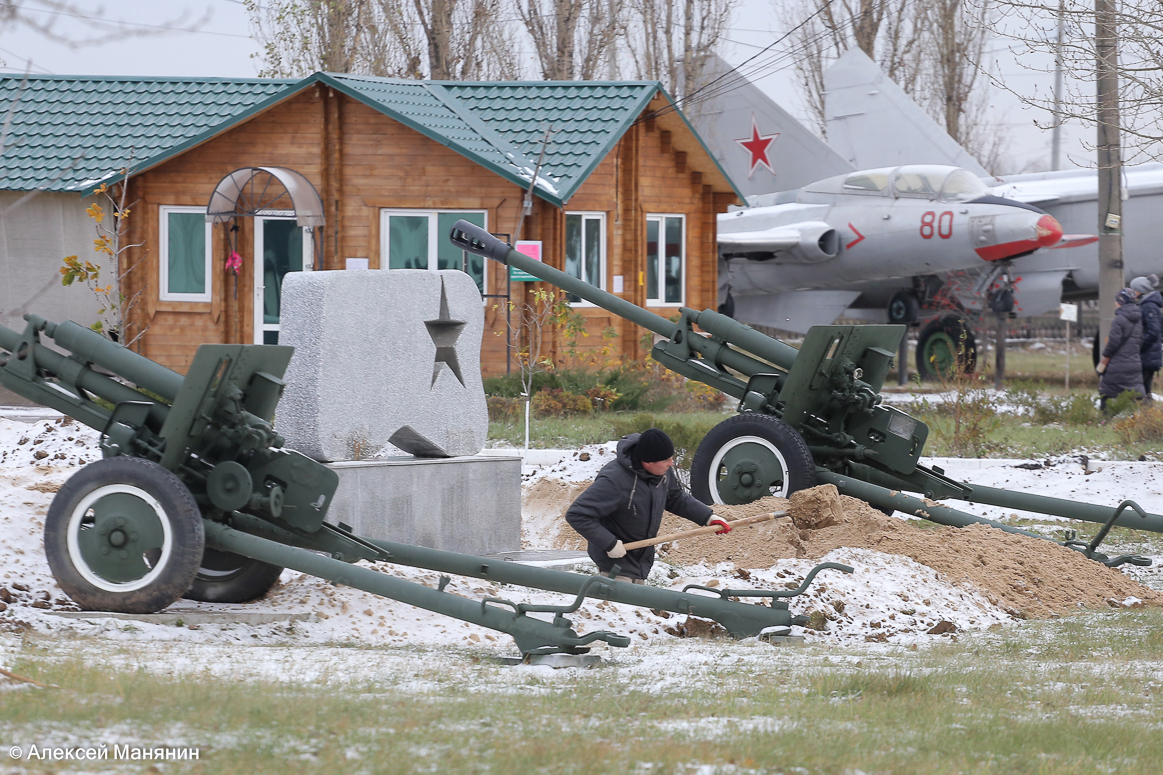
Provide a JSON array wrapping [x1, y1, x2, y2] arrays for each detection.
[[449, 220, 798, 375], [43, 319, 184, 401], [450, 220, 679, 340], [0, 316, 172, 424]]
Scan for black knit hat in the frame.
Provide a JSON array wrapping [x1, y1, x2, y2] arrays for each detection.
[[636, 428, 675, 463]]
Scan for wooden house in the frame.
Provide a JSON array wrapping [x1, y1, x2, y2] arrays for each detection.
[[0, 74, 742, 377]]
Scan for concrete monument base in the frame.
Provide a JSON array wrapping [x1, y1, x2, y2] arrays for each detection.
[[325, 454, 521, 556]]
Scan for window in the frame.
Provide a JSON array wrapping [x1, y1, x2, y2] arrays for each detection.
[[380, 210, 487, 294], [646, 215, 684, 305], [564, 213, 605, 304], [159, 206, 212, 302]]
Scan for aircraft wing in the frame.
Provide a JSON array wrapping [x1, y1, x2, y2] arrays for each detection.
[[731, 291, 862, 334], [824, 49, 989, 176]]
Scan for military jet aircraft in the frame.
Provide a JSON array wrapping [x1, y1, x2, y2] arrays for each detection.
[[825, 47, 1163, 322], [717, 163, 1092, 376]]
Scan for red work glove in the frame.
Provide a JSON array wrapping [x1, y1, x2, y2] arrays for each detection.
[[708, 515, 732, 535]]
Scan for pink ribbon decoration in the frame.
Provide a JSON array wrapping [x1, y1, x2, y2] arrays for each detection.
[[225, 251, 242, 275]]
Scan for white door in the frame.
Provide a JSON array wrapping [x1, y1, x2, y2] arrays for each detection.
[[254, 214, 312, 344]]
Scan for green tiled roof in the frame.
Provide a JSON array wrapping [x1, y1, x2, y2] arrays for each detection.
[[0, 75, 294, 192], [0, 72, 741, 205], [322, 74, 665, 205]]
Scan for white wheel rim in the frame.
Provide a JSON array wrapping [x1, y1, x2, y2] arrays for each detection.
[[65, 484, 173, 592], [706, 435, 791, 505]]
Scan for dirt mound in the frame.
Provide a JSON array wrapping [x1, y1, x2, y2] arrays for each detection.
[[532, 478, 1162, 619]]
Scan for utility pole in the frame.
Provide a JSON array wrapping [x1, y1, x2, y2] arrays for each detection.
[[1051, 0, 1065, 171], [1095, 0, 1124, 348]]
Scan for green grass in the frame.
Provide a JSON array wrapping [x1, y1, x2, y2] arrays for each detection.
[[5, 610, 1163, 773]]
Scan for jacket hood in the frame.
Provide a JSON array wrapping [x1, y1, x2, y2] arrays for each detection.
[[1143, 291, 1163, 307], [615, 433, 662, 479], [1118, 303, 1143, 323]]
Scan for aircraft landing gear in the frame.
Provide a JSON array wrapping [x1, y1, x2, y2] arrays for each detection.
[[888, 291, 920, 324], [916, 317, 977, 380]]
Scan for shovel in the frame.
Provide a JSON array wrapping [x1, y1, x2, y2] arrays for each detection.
[[622, 511, 786, 551]]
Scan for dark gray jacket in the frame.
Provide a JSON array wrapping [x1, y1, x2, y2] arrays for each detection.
[[1100, 302, 1145, 398], [1139, 291, 1162, 372], [565, 433, 713, 579]]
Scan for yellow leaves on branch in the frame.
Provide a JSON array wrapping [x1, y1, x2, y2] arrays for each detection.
[[85, 203, 104, 221]]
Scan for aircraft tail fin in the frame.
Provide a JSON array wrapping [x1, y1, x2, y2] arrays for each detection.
[[690, 53, 854, 197], [824, 48, 989, 176]]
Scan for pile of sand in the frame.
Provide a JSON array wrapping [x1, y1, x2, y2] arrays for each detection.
[[526, 479, 1163, 619]]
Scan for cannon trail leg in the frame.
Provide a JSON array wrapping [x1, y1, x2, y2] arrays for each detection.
[[202, 521, 631, 657]]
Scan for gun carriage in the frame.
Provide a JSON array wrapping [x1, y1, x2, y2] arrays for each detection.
[[449, 220, 1158, 569], [0, 312, 846, 657]]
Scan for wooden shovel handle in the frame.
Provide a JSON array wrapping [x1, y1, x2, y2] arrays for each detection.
[[622, 511, 786, 551]]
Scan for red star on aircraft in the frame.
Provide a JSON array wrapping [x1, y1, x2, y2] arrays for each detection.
[[735, 116, 779, 178]]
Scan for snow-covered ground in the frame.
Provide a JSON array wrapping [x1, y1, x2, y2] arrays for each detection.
[[1, 413, 1160, 684]]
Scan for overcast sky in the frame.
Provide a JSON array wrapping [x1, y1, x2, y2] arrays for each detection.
[[0, 0, 1086, 175]]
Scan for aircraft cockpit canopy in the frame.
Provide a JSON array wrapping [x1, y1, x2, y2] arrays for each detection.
[[891, 166, 989, 201], [802, 165, 990, 202]]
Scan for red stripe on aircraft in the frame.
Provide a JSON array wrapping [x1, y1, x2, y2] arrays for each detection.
[[846, 223, 865, 249]]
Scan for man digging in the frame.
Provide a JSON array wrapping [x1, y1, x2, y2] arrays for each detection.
[[566, 429, 732, 584]]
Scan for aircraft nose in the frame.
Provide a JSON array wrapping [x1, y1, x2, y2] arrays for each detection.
[[1035, 214, 1063, 247]]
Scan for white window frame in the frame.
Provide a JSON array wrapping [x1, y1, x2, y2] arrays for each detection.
[[379, 209, 489, 295], [563, 211, 606, 308], [645, 213, 686, 306], [159, 205, 213, 303]]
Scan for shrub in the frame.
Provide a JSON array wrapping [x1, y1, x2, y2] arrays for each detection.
[[532, 388, 593, 418], [486, 395, 519, 422], [1114, 403, 1163, 443]]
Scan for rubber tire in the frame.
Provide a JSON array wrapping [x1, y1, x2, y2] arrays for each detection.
[[988, 288, 1015, 314], [690, 414, 816, 506], [184, 549, 284, 603], [44, 457, 204, 614], [916, 317, 977, 380], [887, 291, 920, 324]]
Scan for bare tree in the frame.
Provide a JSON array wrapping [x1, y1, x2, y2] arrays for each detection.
[[777, 0, 926, 134], [514, 0, 620, 80], [378, 0, 520, 79], [248, 0, 518, 79], [0, 0, 207, 48], [981, 0, 1163, 163], [624, 0, 736, 102]]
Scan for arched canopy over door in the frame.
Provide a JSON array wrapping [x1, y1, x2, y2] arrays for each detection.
[[205, 167, 326, 344], [206, 166, 325, 230]]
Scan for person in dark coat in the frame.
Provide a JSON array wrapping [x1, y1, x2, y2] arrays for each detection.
[[1098, 287, 1145, 413], [1131, 275, 1162, 400], [565, 429, 730, 583]]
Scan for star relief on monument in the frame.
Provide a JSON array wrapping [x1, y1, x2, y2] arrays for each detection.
[[736, 115, 779, 179], [424, 279, 467, 388]]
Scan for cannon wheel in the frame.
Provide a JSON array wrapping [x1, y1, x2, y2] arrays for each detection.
[[184, 549, 284, 603], [916, 317, 977, 380], [44, 457, 204, 614], [690, 415, 816, 506]]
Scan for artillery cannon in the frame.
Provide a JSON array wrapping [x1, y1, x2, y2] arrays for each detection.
[[0, 313, 849, 657], [450, 220, 1157, 568]]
